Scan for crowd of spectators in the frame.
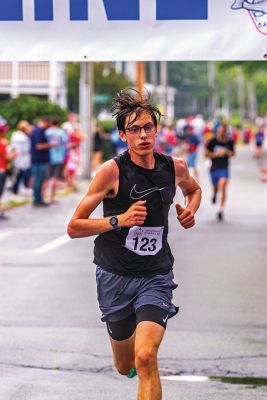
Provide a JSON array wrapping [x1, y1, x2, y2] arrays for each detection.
[[0, 113, 85, 220], [1, 110, 266, 221]]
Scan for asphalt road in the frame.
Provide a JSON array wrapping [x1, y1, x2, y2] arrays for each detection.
[[0, 146, 266, 400]]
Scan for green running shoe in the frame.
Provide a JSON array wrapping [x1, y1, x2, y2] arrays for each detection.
[[127, 367, 137, 379]]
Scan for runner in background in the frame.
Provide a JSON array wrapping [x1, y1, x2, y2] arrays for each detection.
[[184, 124, 201, 182], [205, 123, 235, 222], [254, 126, 265, 166]]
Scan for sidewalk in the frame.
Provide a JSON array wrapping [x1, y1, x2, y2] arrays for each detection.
[[1, 178, 87, 211]]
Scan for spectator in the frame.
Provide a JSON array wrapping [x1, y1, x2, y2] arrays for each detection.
[[110, 127, 128, 156], [184, 124, 201, 181], [243, 126, 252, 145], [31, 117, 52, 207], [45, 116, 68, 204], [91, 124, 105, 176], [254, 127, 265, 166], [64, 141, 80, 191], [10, 120, 32, 198], [0, 125, 17, 220], [62, 114, 86, 184]]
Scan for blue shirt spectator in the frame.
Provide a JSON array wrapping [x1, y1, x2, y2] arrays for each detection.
[[31, 125, 50, 164], [45, 126, 68, 165]]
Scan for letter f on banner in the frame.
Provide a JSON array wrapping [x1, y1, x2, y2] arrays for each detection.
[[157, 0, 208, 20]]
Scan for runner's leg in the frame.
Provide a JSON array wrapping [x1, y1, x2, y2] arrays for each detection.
[[212, 183, 218, 203], [218, 178, 228, 209], [135, 321, 165, 400], [109, 332, 136, 375]]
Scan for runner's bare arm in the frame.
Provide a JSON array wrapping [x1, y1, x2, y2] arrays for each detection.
[[67, 160, 119, 238], [173, 157, 202, 229], [67, 160, 147, 238], [205, 149, 221, 158]]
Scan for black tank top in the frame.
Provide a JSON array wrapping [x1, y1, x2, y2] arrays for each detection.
[[93, 151, 176, 277]]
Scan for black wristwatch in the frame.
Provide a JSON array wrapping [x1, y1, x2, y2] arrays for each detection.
[[109, 215, 121, 230]]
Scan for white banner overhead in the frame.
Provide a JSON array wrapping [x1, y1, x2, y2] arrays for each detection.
[[0, 0, 267, 61]]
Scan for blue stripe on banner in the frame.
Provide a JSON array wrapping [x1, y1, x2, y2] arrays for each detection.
[[156, 0, 208, 20], [70, 0, 88, 21], [103, 0, 139, 20], [0, 0, 23, 20], [34, 0, 53, 21]]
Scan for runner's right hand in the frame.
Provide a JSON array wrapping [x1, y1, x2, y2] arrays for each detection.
[[118, 201, 147, 228]]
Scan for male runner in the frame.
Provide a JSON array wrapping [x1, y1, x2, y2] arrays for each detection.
[[67, 88, 201, 400], [205, 123, 235, 221]]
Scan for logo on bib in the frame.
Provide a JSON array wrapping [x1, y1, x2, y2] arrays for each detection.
[[130, 184, 166, 200], [231, 0, 267, 35]]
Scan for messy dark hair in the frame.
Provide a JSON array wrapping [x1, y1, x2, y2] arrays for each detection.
[[111, 88, 163, 132]]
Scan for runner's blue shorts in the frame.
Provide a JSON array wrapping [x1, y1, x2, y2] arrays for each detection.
[[187, 152, 198, 168], [96, 266, 178, 322], [210, 168, 229, 186]]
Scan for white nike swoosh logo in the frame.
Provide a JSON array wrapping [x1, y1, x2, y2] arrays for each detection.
[[107, 323, 112, 334], [130, 184, 166, 200], [162, 314, 168, 324]]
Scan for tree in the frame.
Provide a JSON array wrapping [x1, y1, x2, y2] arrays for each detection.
[[0, 95, 68, 129], [168, 62, 210, 118], [217, 61, 267, 120], [66, 62, 80, 113], [66, 62, 131, 115]]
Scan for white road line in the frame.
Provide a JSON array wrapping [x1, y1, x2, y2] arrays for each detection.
[[32, 234, 71, 254], [161, 375, 210, 383], [0, 231, 12, 241]]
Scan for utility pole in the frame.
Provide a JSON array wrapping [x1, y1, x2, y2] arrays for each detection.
[[237, 66, 245, 121], [207, 61, 217, 119], [136, 61, 145, 94], [150, 61, 158, 89], [79, 62, 94, 179], [225, 74, 232, 121], [160, 61, 168, 116], [247, 79, 257, 122]]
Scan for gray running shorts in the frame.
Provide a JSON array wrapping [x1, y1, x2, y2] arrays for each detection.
[[96, 266, 178, 322]]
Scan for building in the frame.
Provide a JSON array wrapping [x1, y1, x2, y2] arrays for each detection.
[[0, 61, 67, 107]]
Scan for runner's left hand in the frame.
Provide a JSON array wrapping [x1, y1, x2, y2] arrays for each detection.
[[175, 204, 195, 229]]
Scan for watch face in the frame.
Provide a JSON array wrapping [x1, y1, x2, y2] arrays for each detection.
[[110, 216, 118, 226]]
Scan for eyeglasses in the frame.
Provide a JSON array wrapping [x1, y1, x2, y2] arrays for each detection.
[[125, 123, 156, 135]]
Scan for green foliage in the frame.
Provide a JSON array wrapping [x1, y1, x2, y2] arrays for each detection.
[[66, 62, 132, 115], [94, 63, 131, 97], [254, 72, 267, 115], [217, 61, 267, 118], [66, 62, 80, 112], [230, 111, 242, 127], [94, 63, 132, 116], [0, 95, 68, 129], [168, 62, 210, 117], [218, 61, 267, 75], [99, 119, 116, 133]]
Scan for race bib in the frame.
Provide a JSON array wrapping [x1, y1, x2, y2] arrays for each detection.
[[125, 226, 164, 256], [214, 145, 226, 154]]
